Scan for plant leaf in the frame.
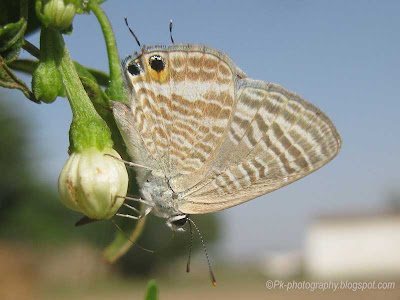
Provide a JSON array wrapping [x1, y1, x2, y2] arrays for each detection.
[[144, 280, 158, 300], [0, 18, 27, 63], [0, 56, 38, 103]]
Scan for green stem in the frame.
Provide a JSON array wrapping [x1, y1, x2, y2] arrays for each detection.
[[53, 32, 95, 119], [89, 0, 127, 103], [10, 58, 110, 86], [50, 28, 112, 152], [104, 212, 147, 263], [22, 40, 40, 59]]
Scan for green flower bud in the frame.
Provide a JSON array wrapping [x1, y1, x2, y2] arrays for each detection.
[[32, 59, 64, 103], [32, 27, 65, 103], [58, 148, 128, 219], [36, 0, 76, 30]]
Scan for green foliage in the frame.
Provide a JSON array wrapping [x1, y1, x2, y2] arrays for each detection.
[[144, 280, 158, 300], [0, 56, 37, 102], [0, 18, 27, 63], [0, 1, 41, 102], [0, 0, 221, 281], [9, 58, 110, 86], [0, 17, 37, 102], [0, 0, 41, 35], [0, 100, 113, 245]]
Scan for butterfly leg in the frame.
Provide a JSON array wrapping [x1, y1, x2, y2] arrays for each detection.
[[104, 154, 152, 171], [116, 213, 140, 220], [121, 195, 154, 207], [115, 197, 153, 220], [116, 207, 152, 220]]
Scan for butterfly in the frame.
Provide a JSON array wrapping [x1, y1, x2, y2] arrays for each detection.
[[111, 43, 342, 233]]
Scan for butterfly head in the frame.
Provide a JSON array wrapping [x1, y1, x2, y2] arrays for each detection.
[[166, 214, 188, 232]]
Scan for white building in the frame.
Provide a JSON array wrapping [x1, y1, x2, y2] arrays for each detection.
[[304, 210, 400, 279]]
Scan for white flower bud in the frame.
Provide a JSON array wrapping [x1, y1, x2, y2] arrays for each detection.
[[58, 148, 128, 219]]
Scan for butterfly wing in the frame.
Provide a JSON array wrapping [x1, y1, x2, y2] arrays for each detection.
[[115, 45, 247, 191], [179, 79, 341, 214]]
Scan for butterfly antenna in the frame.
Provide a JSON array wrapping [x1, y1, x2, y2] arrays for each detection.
[[111, 218, 155, 253], [187, 217, 217, 286], [124, 16, 141, 47], [169, 19, 175, 43], [186, 219, 193, 273]]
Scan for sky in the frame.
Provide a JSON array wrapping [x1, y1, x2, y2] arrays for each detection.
[[2, 0, 400, 261]]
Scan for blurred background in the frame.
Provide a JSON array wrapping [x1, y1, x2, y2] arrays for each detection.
[[1, 0, 400, 299]]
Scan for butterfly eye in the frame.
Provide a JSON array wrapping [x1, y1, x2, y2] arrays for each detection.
[[171, 216, 187, 227], [127, 62, 142, 76], [149, 55, 165, 72]]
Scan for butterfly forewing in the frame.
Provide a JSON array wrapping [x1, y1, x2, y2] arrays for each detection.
[[123, 45, 245, 192]]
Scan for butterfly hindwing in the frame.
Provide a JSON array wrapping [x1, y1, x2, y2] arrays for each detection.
[[179, 79, 341, 214]]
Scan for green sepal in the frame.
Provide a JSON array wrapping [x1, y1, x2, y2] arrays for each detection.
[[32, 27, 65, 103], [79, 76, 128, 157], [0, 18, 27, 63], [69, 116, 113, 153]]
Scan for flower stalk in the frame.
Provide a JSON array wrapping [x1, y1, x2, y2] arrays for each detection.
[[88, 0, 127, 103], [50, 27, 113, 152]]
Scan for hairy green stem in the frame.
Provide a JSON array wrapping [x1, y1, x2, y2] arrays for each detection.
[[22, 39, 40, 59], [89, 0, 127, 103], [50, 28, 112, 152]]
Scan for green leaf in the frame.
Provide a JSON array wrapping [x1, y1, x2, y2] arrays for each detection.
[[0, 56, 38, 103], [0, 18, 27, 63], [79, 76, 111, 120], [0, 0, 41, 36], [8, 59, 39, 75], [144, 280, 158, 300], [84, 67, 109, 86]]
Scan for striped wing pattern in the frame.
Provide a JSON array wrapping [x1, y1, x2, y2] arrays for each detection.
[[180, 80, 341, 213], [122, 45, 246, 191], [116, 44, 341, 214]]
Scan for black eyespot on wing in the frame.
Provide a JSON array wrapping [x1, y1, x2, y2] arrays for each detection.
[[127, 62, 142, 76], [149, 55, 165, 72]]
